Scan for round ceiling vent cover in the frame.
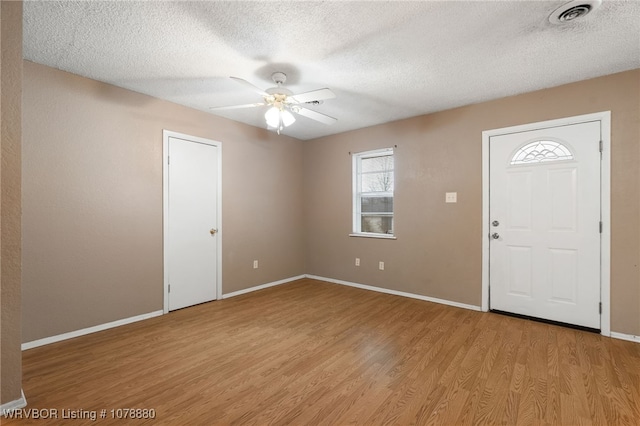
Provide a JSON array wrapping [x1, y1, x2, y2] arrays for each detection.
[[549, 0, 602, 24]]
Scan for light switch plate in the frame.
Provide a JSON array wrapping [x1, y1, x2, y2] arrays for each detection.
[[445, 192, 457, 203]]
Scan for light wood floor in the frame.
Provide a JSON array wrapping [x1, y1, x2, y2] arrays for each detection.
[[6, 278, 640, 425]]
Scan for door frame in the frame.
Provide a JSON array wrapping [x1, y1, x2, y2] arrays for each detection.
[[481, 111, 611, 336], [162, 130, 223, 314]]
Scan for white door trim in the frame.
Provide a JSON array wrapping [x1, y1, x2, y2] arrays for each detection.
[[482, 111, 611, 336], [163, 130, 223, 314]]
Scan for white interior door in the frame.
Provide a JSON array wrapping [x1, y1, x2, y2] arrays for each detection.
[[167, 135, 219, 311], [489, 121, 601, 329]]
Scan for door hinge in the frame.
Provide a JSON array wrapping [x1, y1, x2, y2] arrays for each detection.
[[168, 284, 171, 293], [599, 221, 603, 233], [599, 140, 603, 153], [599, 302, 602, 314], [167, 156, 170, 165]]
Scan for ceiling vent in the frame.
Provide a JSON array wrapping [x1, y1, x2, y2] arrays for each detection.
[[549, 0, 602, 24]]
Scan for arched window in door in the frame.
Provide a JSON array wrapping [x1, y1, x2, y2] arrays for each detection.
[[510, 140, 574, 165]]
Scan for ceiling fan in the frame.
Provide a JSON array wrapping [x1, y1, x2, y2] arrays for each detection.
[[211, 72, 337, 134]]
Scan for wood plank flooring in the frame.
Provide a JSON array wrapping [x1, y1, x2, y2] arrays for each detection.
[[5, 278, 640, 425]]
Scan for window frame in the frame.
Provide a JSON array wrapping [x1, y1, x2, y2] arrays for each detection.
[[350, 147, 396, 239]]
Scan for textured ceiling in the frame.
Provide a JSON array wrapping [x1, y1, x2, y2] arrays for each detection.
[[23, 0, 640, 140]]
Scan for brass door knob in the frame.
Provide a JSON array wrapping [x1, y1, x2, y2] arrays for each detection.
[[210, 228, 218, 235]]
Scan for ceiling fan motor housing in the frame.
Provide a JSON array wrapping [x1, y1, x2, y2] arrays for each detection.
[[265, 87, 293, 96], [266, 71, 293, 98]]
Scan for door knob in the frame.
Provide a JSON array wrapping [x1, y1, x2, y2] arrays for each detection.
[[210, 228, 217, 235], [491, 233, 500, 239]]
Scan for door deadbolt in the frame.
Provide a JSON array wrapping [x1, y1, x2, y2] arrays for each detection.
[[492, 220, 500, 227]]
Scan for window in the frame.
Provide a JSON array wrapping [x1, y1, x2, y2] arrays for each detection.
[[510, 140, 574, 165], [352, 148, 394, 237]]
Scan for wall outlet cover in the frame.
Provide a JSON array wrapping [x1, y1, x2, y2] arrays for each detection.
[[445, 192, 457, 203]]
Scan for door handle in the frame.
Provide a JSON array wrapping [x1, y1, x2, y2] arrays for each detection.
[[491, 233, 500, 239], [210, 228, 218, 235]]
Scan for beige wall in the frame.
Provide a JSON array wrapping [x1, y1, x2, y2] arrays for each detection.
[[305, 69, 640, 336], [20, 59, 640, 344], [22, 61, 305, 342], [1, 0, 23, 406]]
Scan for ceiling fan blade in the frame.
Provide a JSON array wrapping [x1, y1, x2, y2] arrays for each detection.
[[294, 107, 337, 125], [290, 88, 336, 104], [209, 102, 266, 110], [229, 76, 268, 97]]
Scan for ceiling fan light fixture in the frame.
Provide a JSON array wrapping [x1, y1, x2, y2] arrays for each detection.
[[265, 106, 280, 128], [265, 107, 295, 134], [281, 109, 296, 127]]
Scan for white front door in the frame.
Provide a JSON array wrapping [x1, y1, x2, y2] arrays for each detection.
[[166, 134, 220, 311], [489, 121, 601, 329]]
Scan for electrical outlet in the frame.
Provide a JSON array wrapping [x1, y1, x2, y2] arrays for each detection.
[[355, 258, 360, 266], [253, 260, 258, 269], [379, 261, 385, 270]]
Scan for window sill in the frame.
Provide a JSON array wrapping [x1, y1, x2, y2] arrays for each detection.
[[349, 233, 396, 240]]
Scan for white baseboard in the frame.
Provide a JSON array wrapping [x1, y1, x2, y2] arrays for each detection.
[[306, 275, 482, 312], [21, 275, 306, 350], [22, 310, 164, 350], [610, 332, 640, 344], [222, 275, 306, 299], [1, 390, 27, 416]]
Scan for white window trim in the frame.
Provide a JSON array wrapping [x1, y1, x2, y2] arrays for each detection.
[[351, 147, 395, 238], [349, 232, 397, 240]]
